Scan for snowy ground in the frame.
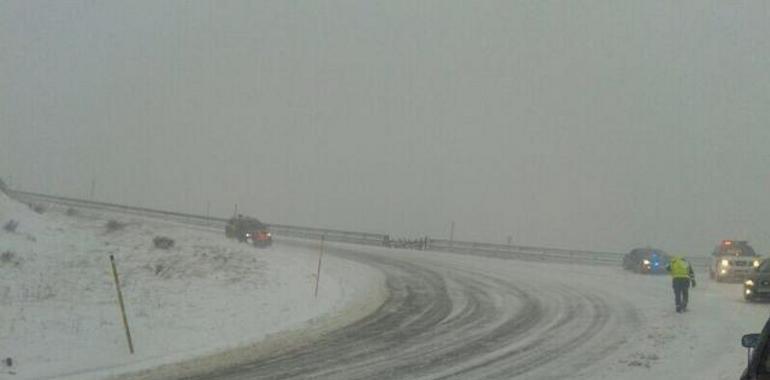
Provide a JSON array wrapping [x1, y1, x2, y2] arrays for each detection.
[[2, 188, 768, 379], [0, 192, 386, 380]]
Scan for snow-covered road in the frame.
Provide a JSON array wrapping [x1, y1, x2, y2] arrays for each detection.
[[186, 240, 768, 380]]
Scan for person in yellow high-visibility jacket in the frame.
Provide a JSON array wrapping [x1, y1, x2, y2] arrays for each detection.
[[666, 256, 696, 313]]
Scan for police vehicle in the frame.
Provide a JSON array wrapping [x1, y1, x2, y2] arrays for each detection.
[[622, 248, 670, 274], [710, 240, 760, 283]]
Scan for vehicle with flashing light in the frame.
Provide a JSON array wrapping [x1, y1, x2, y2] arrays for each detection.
[[710, 240, 760, 283], [622, 248, 671, 274], [225, 215, 273, 247], [743, 258, 770, 301]]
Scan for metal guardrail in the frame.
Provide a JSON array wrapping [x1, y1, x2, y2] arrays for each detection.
[[9, 190, 228, 229], [426, 238, 625, 264], [426, 239, 711, 268], [7, 190, 391, 247], [687, 256, 711, 269], [6, 189, 710, 268], [267, 223, 389, 246]]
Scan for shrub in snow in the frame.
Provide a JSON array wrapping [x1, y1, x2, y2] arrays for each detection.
[[0, 251, 20, 267], [29, 203, 46, 214], [3, 220, 18, 233], [105, 219, 126, 233], [153, 236, 175, 249], [65, 207, 79, 216]]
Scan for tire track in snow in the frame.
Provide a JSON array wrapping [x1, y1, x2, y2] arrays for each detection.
[[185, 244, 639, 380]]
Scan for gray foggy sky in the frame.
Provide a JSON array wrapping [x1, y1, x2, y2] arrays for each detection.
[[2, 1, 770, 255]]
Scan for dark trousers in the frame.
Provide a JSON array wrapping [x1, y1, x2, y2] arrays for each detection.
[[673, 278, 690, 309]]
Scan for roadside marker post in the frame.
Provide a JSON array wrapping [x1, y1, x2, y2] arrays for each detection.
[[110, 255, 134, 354], [314, 236, 325, 298]]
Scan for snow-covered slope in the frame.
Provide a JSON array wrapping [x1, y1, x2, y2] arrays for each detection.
[[0, 193, 386, 380]]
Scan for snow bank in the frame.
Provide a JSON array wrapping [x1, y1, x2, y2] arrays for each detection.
[[0, 195, 386, 380], [0, 190, 47, 234]]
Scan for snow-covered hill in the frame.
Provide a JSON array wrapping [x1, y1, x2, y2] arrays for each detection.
[[0, 192, 386, 380]]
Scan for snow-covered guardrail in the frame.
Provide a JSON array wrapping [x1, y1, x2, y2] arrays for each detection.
[[7, 190, 391, 247], [9, 190, 228, 229], [7, 189, 709, 268], [266, 223, 389, 246], [426, 238, 625, 265]]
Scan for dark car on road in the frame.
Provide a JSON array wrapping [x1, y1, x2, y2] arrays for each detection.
[[744, 258, 770, 302], [741, 316, 770, 379], [225, 215, 272, 247], [622, 248, 671, 274]]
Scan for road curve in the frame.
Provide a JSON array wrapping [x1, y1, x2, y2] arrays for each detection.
[[186, 242, 641, 380]]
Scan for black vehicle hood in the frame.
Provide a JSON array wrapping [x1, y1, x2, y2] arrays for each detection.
[[747, 272, 770, 282]]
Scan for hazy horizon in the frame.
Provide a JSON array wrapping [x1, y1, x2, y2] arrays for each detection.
[[3, 1, 770, 255]]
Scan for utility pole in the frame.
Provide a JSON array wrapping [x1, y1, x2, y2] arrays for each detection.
[[89, 178, 96, 200], [449, 220, 455, 247]]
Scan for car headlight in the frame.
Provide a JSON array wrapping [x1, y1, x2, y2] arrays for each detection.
[[267, 232, 272, 237], [245, 233, 251, 238], [754, 260, 760, 268], [721, 259, 730, 267], [745, 280, 755, 287], [642, 259, 651, 265]]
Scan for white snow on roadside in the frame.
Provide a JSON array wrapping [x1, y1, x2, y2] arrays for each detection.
[[0, 192, 386, 380]]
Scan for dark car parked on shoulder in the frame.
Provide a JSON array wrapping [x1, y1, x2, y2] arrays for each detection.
[[622, 248, 671, 274], [741, 316, 770, 379]]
